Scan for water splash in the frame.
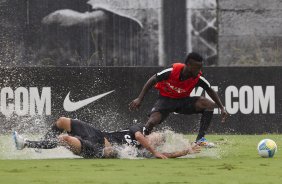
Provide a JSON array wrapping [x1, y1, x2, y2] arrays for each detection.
[[114, 129, 223, 159], [0, 129, 223, 160], [0, 134, 79, 160], [158, 130, 222, 159]]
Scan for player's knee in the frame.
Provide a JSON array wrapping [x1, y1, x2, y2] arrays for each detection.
[[59, 135, 71, 143], [196, 97, 215, 110], [56, 117, 70, 130], [58, 135, 81, 154]]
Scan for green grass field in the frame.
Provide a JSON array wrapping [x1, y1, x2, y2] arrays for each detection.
[[0, 135, 281, 184]]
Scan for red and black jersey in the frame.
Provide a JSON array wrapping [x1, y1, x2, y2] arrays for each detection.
[[155, 63, 210, 98]]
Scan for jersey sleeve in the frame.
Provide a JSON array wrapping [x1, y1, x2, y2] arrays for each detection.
[[196, 76, 211, 90], [155, 67, 173, 82]]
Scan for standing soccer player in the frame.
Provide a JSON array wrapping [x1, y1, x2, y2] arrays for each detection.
[[129, 52, 228, 146]]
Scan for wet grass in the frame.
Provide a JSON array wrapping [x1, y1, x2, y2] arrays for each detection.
[[0, 135, 281, 184]]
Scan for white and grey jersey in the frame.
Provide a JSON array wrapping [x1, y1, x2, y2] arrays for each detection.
[[155, 67, 211, 90]]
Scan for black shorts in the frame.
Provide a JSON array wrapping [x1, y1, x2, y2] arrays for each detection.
[[150, 96, 201, 120], [69, 119, 105, 158]]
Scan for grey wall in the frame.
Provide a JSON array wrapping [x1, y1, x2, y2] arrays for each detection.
[[0, 0, 161, 67], [218, 0, 282, 66], [1, 0, 281, 66], [186, 0, 217, 66]]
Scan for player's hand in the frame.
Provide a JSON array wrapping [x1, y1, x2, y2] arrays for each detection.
[[220, 107, 229, 123], [129, 98, 142, 111], [187, 144, 201, 154], [154, 152, 168, 159]]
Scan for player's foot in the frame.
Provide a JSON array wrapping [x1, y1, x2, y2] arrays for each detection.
[[13, 131, 26, 150], [196, 137, 215, 148]]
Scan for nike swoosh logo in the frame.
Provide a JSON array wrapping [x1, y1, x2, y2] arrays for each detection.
[[63, 90, 115, 112]]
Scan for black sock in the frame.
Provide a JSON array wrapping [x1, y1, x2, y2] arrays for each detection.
[[145, 114, 165, 135], [44, 123, 64, 140], [196, 110, 214, 141], [145, 122, 158, 135], [26, 139, 58, 149], [144, 125, 153, 135]]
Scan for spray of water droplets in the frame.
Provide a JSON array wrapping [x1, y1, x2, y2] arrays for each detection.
[[0, 128, 224, 160]]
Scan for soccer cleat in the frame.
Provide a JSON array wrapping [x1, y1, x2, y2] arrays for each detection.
[[196, 137, 215, 148], [13, 131, 26, 150]]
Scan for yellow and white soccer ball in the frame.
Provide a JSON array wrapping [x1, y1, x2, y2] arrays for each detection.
[[257, 139, 277, 158]]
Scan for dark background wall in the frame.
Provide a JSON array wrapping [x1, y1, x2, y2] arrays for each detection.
[[0, 67, 281, 134], [0, 1, 281, 134]]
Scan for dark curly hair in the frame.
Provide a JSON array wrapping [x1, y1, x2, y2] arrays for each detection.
[[184, 52, 203, 65]]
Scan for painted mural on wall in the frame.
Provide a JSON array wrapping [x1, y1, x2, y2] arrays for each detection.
[[187, 0, 217, 66], [0, 0, 217, 67]]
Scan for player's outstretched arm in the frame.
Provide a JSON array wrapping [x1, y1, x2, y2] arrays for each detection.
[[129, 75, 157, 111], [161, 144, 201, 158], [205, 88, 229, 122], [134, 131, 168, 159]]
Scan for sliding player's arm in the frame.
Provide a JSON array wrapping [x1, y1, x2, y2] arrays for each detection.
[[161, 144, 201, 158], [134, 131, 167, 159]]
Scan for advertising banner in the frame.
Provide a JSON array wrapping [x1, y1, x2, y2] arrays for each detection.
[[0, 67, 281, 134]]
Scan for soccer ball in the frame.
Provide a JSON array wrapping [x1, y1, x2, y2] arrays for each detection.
[[257, 139, 277, 158]]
